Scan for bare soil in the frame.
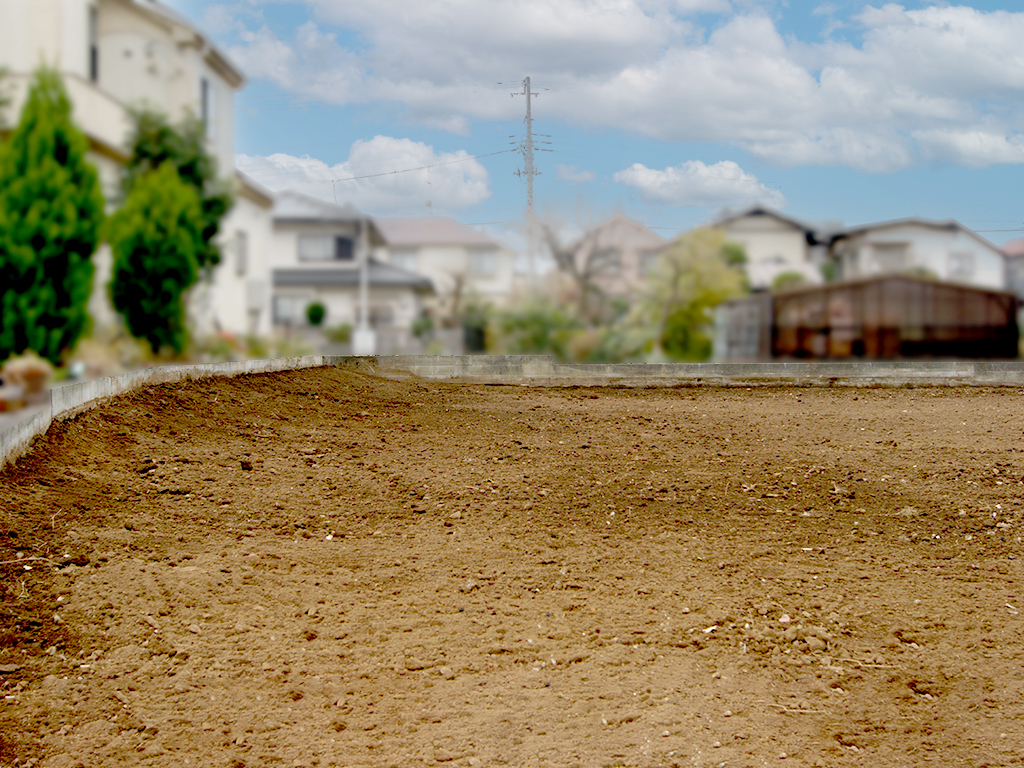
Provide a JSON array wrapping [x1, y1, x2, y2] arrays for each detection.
[[2, 367, 1023, 768]]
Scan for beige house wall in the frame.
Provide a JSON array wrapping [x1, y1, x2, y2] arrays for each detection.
[[0, 0, 270, 341], [718, 217, 809, 267]]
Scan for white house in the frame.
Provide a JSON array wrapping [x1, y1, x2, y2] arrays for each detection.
[[829, 218, 1006, 290], [712, 206, 826, 290], [0, 0, 273, 338], [271, 191, 433, 354], [374, 217, 518, 317]]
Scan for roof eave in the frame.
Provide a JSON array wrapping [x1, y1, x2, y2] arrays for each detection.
[[127, 0, 246, 88]]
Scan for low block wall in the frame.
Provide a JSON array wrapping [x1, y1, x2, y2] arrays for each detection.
[[4, 355, 1024, 471], [1, 356, 326, 471], [359, 356, 1024, 388]]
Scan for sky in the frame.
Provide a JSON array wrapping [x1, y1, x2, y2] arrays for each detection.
[[165, 0, 1024, 246]]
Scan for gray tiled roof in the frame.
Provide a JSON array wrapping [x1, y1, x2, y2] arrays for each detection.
[[273, 260, 434, 292], [273, 190, 366, 223]]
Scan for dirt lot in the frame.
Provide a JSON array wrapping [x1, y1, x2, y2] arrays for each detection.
[[1, 366, 1023, 768]]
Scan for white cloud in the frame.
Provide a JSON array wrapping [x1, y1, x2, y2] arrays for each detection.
[[218, 2, 1024, 171], [913, 129, 1024, 167], [555, 164, 596, 183], [236, 136, 491, 216], [613, 160, 786, 209], [200, 2, 265, 34]]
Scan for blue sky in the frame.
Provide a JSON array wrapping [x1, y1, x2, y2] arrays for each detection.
[[166, 0, 1024, 245]]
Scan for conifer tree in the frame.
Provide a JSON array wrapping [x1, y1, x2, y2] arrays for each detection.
[[123, 108, 232, 272], [0, 67, 105, 364], [106, 162, 203, 355]]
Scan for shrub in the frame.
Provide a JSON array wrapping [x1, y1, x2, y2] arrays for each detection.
[[106, 162, 203, 355], [306, 302, 326, 326], [0, 67, 105, 364]]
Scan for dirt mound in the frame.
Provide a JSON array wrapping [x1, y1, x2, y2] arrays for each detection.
[[1, 367, 1022, 767]]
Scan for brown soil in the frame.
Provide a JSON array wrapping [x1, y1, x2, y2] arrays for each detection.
[[1, 367, 1023, 768]]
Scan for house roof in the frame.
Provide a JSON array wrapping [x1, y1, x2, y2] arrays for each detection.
[[374, 217, 500, 248], [999, 238, 1024, 259], [831, 217, 1003, 255], [768, 272, 1017, 300], [273, 190, 366, 222], [272, 190, 387, 245], [567, 213, 666, 252], [130, 1, 245, 88], [235, 172, 274, 209], [273, 261, 434, 293], [713, 206, 816, 235]]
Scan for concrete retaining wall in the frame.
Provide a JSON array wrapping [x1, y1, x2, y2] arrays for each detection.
[[4, 354, 1024, 472], [360, 356, 1024, 388], [1, 356, 326, 471]]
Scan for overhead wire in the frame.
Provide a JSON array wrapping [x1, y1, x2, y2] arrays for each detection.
[[237, 148, 517, 183]]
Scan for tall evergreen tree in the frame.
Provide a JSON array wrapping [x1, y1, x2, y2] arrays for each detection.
[[0, 67, 105, 364], [106, 162, 204, 355], [0, 66, 11, 129], [122, 108, 232, 272]]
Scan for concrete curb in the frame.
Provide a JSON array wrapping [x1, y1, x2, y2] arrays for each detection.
[[0, 355, 326, 472], [4, 354, 1024, 471], [359, 355, 1024, 388]]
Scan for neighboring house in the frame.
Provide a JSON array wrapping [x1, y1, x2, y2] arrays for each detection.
[[712, 206, 826, 290], [999, 238, 1024, 331], [270, 191, 432, 354], [829, 218, 1005, 290], [1001, 238, 1024, 300], [374, 217, 518, 320], [564, 214, 667, 299], [0, 0, 273, 337]]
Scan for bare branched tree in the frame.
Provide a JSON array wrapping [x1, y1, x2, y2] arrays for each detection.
[[540, 222, 620, 325]]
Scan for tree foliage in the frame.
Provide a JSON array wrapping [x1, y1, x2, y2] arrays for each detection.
[[123, 108, 232, 271], [0, 67, 105, 364], [0, 66, 11, 129], [492, 300, 582, 361], [771, 270, 808, 291], [640, 228, 748, 360], [106, 162, 203, 355], [306, 301, 326, 326]]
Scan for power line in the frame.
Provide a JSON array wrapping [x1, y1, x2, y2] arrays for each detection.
[[333, 149, 514, 183], [236, 148, 516, 183]]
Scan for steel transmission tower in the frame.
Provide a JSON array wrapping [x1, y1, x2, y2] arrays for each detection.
[[514, 76, 540, 288]]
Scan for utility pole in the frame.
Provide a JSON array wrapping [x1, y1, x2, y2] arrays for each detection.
[[352, 219, 376, 356], [514, 76, 540, 289]]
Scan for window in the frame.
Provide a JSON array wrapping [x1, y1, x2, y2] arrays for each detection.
[[88, 7, 99, 82], [334, 236, 354, 261], [235, 231, 248, 277], [298, 235, 354, 262], [273, 295, 304, 325], [298, 236, 333, 261], [469, 250, 496, 277], [949, 251, 974, 280], [200, 77, 216, 140], [390, 249, 418, 271]]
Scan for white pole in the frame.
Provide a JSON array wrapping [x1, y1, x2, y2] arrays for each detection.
[[352, 220, 376, 355]]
